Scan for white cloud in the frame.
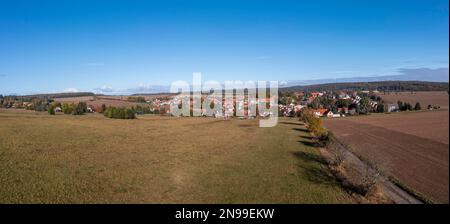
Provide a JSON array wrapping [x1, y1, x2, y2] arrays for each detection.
[[94, 85, 114, 93], [63, 88, 80, 93], [125, 83, 170, 94], [102, 85, 113, 91]]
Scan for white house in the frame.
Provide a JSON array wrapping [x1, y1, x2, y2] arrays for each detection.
[[325, 111, 341, 118], [386, 103, 399, 112]]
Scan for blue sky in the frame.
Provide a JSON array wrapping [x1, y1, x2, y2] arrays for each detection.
[[0, 0, 448, 95]]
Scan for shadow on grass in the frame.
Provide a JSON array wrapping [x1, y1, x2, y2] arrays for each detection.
[[292, 151, 327, 165], [238, 124, 254, 128], [291, 151, 337, 187], [292, 128, 309, 133], [279, 121, 303, 126], [298, 140, 316, 147]]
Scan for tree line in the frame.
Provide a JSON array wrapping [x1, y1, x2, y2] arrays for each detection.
[[397, 101, 421, 111], [282, 81, 449, 92], [103, 106, 136, 119], [297, 108, 333, 147]]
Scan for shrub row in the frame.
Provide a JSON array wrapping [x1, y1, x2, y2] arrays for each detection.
[[61, 102, 87, 115], [104, 106, 136, 119], [297, 108, 333, 147]]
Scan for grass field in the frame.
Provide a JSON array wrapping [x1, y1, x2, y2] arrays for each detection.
[[0, 109, 351, 203], [324, 110, 449, 203]]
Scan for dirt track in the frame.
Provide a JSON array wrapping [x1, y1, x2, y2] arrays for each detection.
[[324, 111, 449, 203]]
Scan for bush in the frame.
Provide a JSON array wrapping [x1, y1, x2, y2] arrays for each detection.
[[62, 103, 75, 114], [317, 130, 334, 147], [398, 101, 413, 111], [307, 117, 324, 134], [405, 103, 413, 111], [72, 102, 87, 115], [297, 108, 314, 124], [356, 165, 381, 196], [34, 101, 48, 112], [104, 106, 136, 119], [104, 106, 113, 118], [376, 103, 385, 113], [96, 104, 106, 113], [331, 147, 346, 167], [414, 102, 421, 110], [60, 102, 87, 115], [126, 109, 136, 119], [48, 105, 55, 115]]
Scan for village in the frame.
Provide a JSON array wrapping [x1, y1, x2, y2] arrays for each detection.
[[0, 88, 432, 120], [277, 90, 402, 118]]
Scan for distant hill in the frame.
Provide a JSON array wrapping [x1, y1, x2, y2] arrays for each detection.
[[4, 80, 448, 99], [131, 93, 177, 96], [281, 81, 449, 92], [21, 92, 96, 99], [282, 67, 449, 87]]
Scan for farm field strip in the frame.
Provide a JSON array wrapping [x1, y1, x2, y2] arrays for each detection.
[[324, 112, 449, 203], [332, 110, 449, 145], [376, 91, 449, 109]]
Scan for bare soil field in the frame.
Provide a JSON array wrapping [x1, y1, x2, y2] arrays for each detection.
[[377, 91, 449, 109], [332, 110, 449, 144], [52, 96, 96, 102], [0, 109, 351, 203], [53, 96, 149, 108], [324, 110, 449, 203], [53, 94, 173, 102]]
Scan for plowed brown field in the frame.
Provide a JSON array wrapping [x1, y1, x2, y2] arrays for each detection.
[[324, 110, 449, 203]]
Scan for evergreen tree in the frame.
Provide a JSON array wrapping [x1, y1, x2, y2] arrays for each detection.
[[377, 103, 385, 113], [414, 102, 421, 110], [72, 102, 87, 115]]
